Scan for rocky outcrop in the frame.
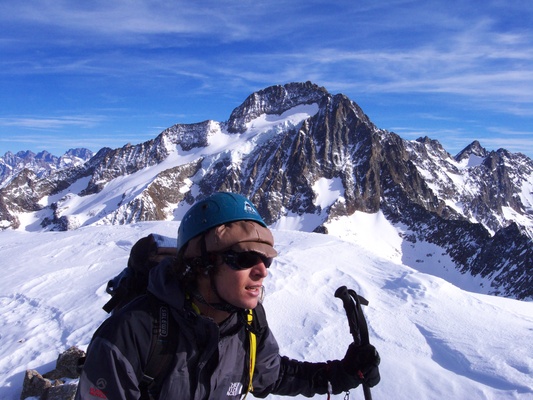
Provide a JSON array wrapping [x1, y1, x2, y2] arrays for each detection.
[[20, 346, 85, 400]]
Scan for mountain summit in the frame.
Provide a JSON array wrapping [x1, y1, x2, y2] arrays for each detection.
[[0, 82, 532, 299]]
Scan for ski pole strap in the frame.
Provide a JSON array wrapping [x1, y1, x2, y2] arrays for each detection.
[[348, 288, 370, 346], [334, 286, 369, 346]]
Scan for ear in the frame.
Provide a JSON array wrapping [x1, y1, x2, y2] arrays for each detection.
[[188, 255, 217, 274], [188, 257, 205, 269]]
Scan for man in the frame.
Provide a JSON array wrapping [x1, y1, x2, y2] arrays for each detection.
[[76, 192, 380, 399]]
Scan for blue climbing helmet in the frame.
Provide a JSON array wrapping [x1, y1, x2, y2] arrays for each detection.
[[177, 192, 267, 253]]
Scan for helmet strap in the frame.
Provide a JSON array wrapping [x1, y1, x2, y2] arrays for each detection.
[[200, 233, 213, 270], [195, 234, 241, 314]]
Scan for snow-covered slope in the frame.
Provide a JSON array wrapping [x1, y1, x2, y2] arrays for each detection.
[[1, 220, 531, 399]]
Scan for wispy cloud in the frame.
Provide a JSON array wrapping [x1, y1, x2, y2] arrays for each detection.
[[0, 116, 102, 130], [0, 1, 292, 46], [0, 132, 156, 155], [0, 0, 531, 156], [3, 1, 532, 101]]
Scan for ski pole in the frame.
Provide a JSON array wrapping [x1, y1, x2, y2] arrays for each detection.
[[335, 286, 372, 400]]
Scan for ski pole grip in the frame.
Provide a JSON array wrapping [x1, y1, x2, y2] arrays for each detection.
[[335, 286, 361, 345], [335, 286, 373, 400]]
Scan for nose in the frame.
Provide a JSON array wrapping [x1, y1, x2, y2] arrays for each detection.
[[251, 261, 268, 278]]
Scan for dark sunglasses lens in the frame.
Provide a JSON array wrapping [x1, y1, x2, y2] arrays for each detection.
[[262, 255, 273, 268], [224, 252, 272, 270]]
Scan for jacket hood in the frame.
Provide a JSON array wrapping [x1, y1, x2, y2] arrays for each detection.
[[147, 259, 186, 311], [147, 258, 245, 338]]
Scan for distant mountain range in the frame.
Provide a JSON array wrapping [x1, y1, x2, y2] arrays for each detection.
[[1, 82, 532, 300], [0, 148, 94, 188]]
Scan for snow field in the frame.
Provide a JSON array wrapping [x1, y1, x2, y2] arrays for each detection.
[[0, 220, 532, 399]]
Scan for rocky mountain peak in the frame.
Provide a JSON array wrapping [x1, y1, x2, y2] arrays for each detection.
[[161, 120, 221, 151], [455, 140, 487, 162], [227, 81, 329, 133], [64, 148, 94, 159]]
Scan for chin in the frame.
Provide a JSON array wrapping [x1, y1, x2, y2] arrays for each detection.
[[236, 297, 259, 310]]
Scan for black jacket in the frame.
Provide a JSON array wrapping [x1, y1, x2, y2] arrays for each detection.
[[75, 260, 354, 399]]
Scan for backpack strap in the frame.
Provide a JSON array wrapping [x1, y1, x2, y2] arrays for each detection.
[[242, 303, 268, 399], [137, 297, 266, 400], [245, 309, 257, 395], [139, 296, 177, 400]]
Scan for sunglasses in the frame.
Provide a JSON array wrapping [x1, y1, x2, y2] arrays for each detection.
[[220, 251, 273, 270]]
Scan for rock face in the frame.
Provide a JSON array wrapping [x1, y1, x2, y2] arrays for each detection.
[[20, 346, 85, 400], [1, 82, 533, 300], [227, 81, 329, 133]]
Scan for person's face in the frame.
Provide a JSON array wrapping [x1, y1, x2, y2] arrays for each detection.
[[213, 253, 269, 310]]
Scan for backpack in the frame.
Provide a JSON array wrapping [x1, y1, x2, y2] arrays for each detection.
[[101, 233, 267, 399], [103, 233, 178, 314]]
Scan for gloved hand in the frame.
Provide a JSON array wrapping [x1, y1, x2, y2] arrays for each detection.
[[341, 343, 381, 387], [322, 343, 380, 394]]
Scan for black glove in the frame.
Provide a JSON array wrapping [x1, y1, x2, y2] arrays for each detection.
[[341, 343, 381, 387], [321, 344, 380, 394]]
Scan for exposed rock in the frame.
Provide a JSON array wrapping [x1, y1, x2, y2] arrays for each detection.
[[20, 346, 85, 400], [46, 383, 78, 400], [20, 369, 54, 400], [46, 346, 86, 380], [227, 81, 328, 133]]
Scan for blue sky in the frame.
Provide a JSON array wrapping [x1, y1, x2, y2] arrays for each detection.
[[1, 0, 532, 158]]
